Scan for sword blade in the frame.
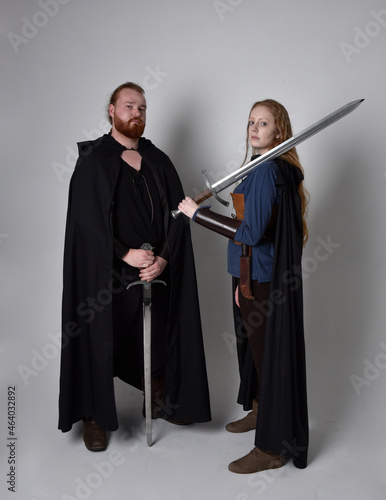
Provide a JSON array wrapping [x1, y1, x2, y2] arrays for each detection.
[[211, 99, 364, 193], [126, 271, 167, 447], [143, 286, 152, 447], [171, 99, 363, 218]]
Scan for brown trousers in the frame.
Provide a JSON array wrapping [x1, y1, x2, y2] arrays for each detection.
[[237, 278, 271, 402]]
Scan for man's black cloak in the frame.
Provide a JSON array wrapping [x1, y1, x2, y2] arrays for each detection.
[[233, 159, 309, 469], [58, 134, 211, 432]]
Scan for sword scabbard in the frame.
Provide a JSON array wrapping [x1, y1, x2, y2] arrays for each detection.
[[240, 244, 254, 300]]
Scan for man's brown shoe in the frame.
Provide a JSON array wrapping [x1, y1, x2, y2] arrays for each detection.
[[83, 418, 107, 452], [228, 447, 284, 474], [225, 399, 258, 433]]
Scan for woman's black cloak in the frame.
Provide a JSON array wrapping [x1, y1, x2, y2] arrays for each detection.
[[233, 159, 309, 468], [58, 134, 211, 432]]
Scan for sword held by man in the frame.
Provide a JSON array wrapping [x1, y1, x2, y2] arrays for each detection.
[[127, 243, 167, 447]]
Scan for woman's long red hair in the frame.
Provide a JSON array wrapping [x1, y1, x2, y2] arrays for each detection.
[[242, 99, 310, 245]]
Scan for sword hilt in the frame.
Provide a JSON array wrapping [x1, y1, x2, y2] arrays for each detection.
[[171, 187, 212, 219], [126, 245, 167, 290], [172, 169, 230, 219]]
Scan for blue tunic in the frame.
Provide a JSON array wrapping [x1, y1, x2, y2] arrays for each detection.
[[227, 160, 280, 282]]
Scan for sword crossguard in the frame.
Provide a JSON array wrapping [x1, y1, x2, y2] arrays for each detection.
[[126, 279, 167, 291], [201, 169, 230, 207]]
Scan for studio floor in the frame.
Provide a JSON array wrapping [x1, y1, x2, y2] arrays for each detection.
[[5, 378, 384, 500]]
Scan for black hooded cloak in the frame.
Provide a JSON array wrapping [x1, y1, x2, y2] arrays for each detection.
[[233, 159, 308, 468], [58, 134, 211, 432]]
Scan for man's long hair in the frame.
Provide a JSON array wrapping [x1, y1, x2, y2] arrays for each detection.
[[242, 99, 310, 246]]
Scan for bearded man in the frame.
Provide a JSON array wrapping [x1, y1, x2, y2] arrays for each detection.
[[58, 82, 211, 451]]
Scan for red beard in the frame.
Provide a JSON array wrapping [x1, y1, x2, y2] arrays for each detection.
[[114, 116, 145, 139]]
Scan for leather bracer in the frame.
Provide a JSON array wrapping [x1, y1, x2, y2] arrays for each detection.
[[194, 208, 242, 240]]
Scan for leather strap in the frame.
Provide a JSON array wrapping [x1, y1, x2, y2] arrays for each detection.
[[240, 244, 254, 300], [231, 193, 278, 243], [230, 193, 245, 220], [230, 194, 254, 300], [193, 203, 277, 301]]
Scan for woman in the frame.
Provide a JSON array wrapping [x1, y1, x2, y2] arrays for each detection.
[[178, 99, 309, 474]]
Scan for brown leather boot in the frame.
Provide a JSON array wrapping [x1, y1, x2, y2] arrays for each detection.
[[225, 399, 258, 433], [228, 447, 284, 474], [82, 417, 107, 452]]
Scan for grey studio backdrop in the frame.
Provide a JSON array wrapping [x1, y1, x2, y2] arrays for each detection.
[[1, 0, 385, 499]]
